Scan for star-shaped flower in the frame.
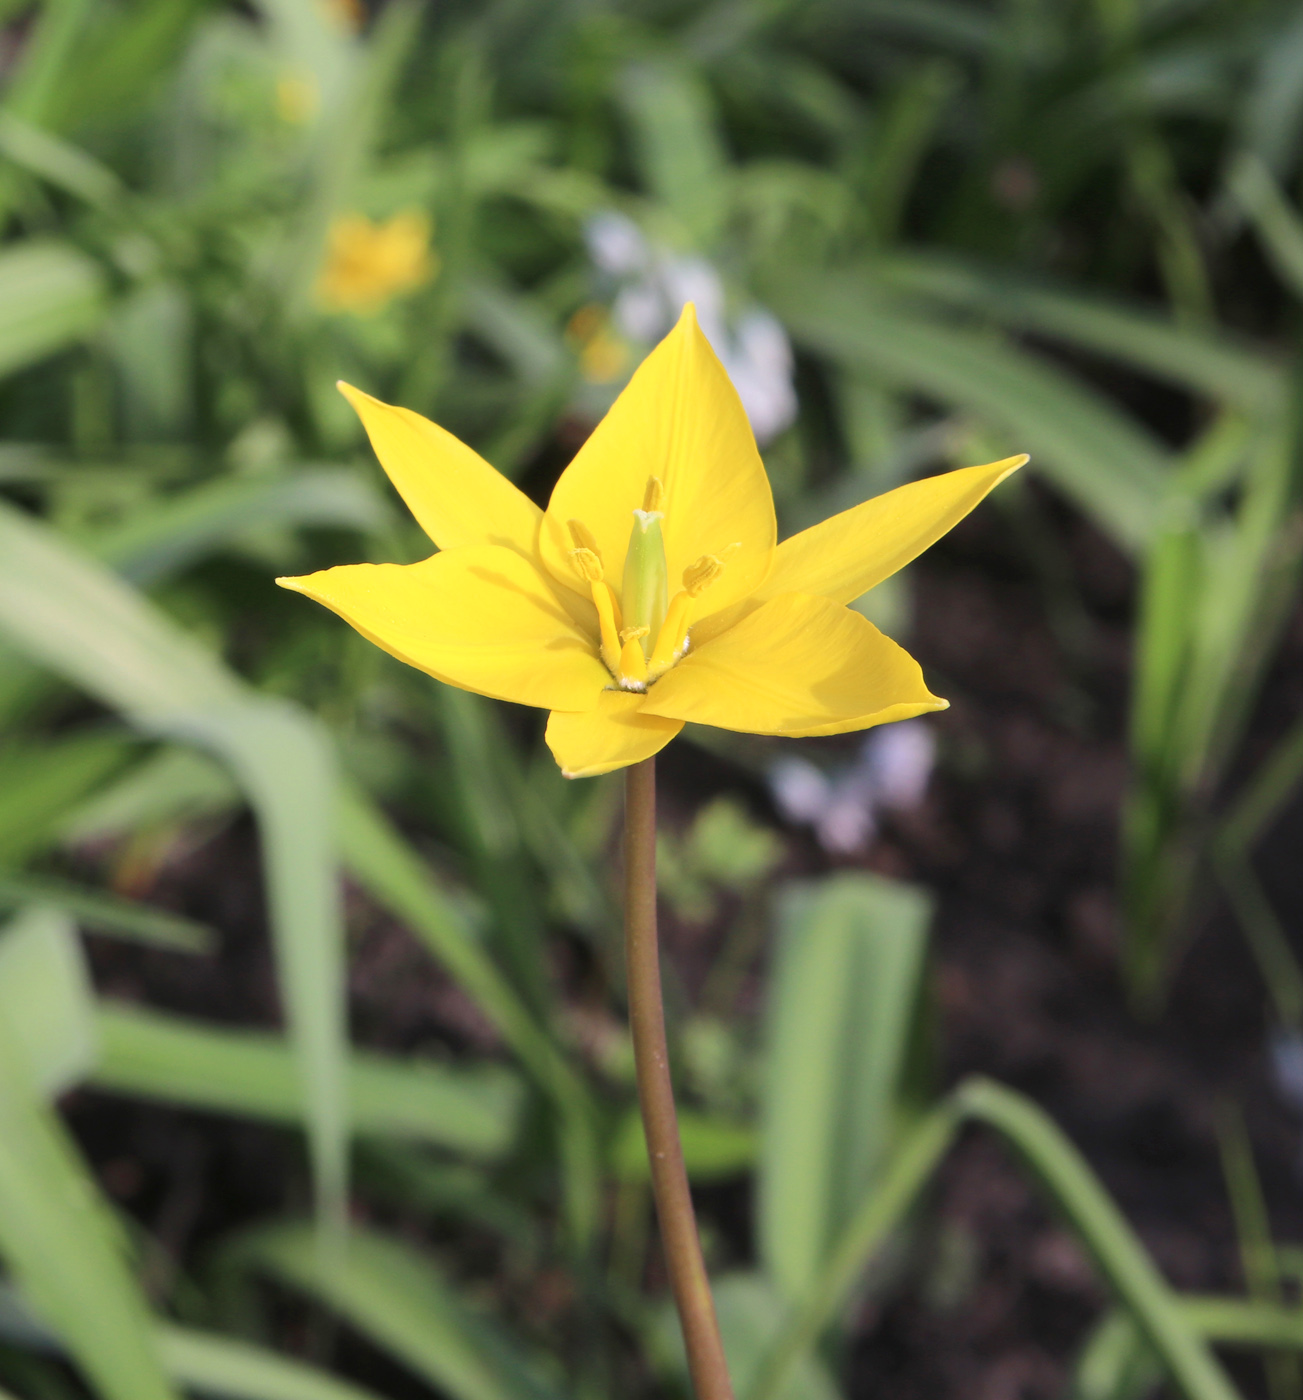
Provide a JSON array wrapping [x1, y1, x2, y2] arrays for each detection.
[[279, 306, 1024, 777]]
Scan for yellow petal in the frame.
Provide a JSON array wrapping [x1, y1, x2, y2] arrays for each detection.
[[546, 691, 682, 778], [278, 546, 607, 711], [540, 305, 776, 617], [640, 593, 946, 735], [339, 382, 542, 557], [757, 456, 1025, 606]]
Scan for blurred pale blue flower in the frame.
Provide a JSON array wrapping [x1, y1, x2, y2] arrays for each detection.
[[769, 719, 937, 854], [583, 211, 797, 444]]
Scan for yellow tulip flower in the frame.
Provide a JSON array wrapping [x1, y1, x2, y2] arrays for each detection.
[[278, 306, 1024, 777]]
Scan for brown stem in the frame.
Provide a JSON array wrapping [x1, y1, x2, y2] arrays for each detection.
[[624, 758, 734, 1400]]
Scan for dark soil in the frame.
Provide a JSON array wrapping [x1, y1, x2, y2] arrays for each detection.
[[60, 483, 1303, 1400]]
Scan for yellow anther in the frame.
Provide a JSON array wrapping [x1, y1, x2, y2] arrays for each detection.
[[647, 547, 736, 681], [571, 547, 603, 582], [642, 476, 664, 512], [590, 579, 622, 673], [618, 627, 649, 690], [682, 554, 723, 597], [568, 519, 602, 559]]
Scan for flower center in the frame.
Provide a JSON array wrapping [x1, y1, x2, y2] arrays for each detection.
[[567, 479, 734, 692]]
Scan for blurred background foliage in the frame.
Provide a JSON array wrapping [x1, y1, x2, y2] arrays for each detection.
[[7, 0, 1303, 1397]]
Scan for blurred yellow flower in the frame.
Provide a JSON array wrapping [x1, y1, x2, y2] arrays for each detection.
[[276, 73, 320, 125], [315, 212, 437, 314], [279, 306, 1025, 777], [566, 304, 632, 383]]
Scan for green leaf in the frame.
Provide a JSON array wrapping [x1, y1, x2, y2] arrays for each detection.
[[610, 1106, 756, 1184], [747, 1101, 961, 1400], [0, 732, 131, 866], [157, 1324, 387, 1400], [92, 468, 392, 587], [0, 501, 347, 1234], [59, 746, 239, 846], [0, 241, 106, 380], [0, 932, 177, 1400], [336, 783, 602, 1247], [618, 56, 729, 243], [655, 1273, 842, 1400], [766, 268, 1172, 551], [0, 906, 98, 1098], [0, 1284, 387, 1400], [0, 873, 215, 953], [873, 253, 1280, 412], [1230, 153, 1303, 300], [0, 112, 122, 207], [758, 873, 932, 1300], [229, 1224, 563, 1400], [92, 1003, 522, 1160], [957, 1078, 1241, 1400]]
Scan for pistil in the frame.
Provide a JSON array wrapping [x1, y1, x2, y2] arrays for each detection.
[[621, 478, 668, 656]]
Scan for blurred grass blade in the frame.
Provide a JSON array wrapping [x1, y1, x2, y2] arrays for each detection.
[[0, 0, 95, 126], [0, 954, 178, 1400], [875, 253, 1280, 411], [0, 501, 347, 1233], [0, 499, 241, 713], [1076, 1299, 1303, 1400], [0, 1283, 386, 1400], [759, 873, 932, 1300], [657, 1273, 843, 1400], [957, 1077, 1241, 1400], [0, 731, 131, 866], [92, 1003, 522, 1160], [749, 1099, 960, 1400], [157, 1324, 387, 1400], [156, 702, 347, 1230], [1237, 7, 1303, 179], [336, 784, 602, 1246], [91, 468, 392, 587], [0, 906, 98, 1097], [611, 1105, 756, 1184], [0, 112, 122, 207], [230, 1224, 563, 1400], [1072, 1309, 1159, 1400], [60, 746, 239, 845], [0, 873, 215, 953], [1229, 154, 1303, 301], [767, 267, 1171, 551], [619, 56, 728, 243], [0, 241, 106, 381]]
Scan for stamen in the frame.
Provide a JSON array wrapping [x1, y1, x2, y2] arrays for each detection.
[[568, 519, 622, 670], [647, 549, 734, 681], [568, 519, 602, 560], [570, 547, 603, 582], [618, 626, 649, 690], [642, 476, 664, 512]]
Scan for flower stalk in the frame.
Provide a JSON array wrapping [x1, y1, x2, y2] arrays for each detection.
[[624, 758, 734, 1400]]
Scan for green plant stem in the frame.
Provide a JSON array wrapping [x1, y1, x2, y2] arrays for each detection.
[[624, 759, 733, 1400]]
